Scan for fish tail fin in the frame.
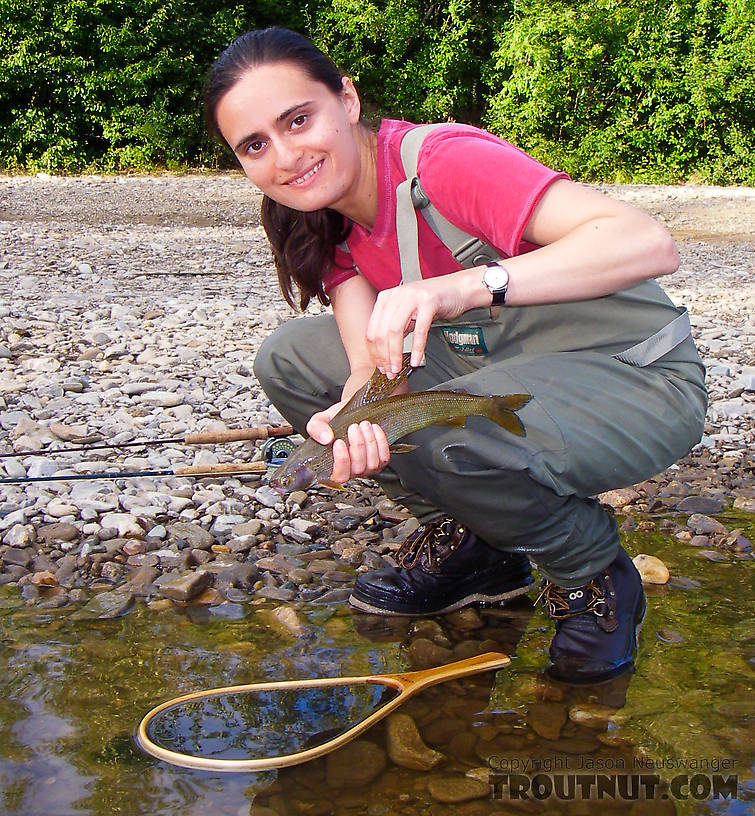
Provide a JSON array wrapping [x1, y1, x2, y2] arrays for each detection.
[[488, 394, 532, 437]]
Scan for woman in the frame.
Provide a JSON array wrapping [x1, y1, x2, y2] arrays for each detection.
[[205, 27, 707, 683]]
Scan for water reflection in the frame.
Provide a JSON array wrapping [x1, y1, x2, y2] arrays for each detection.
[[0, 528, 752, 815], [146, 683, 398, 761]]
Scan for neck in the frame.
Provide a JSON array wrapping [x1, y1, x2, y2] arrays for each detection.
[[334, 124, 378, 230]]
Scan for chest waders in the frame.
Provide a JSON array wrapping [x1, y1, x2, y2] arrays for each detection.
[[253, 124, 707, 585]]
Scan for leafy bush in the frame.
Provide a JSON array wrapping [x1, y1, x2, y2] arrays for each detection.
[[482, 0, 755, 183], [0, 0, 306, 171], [0, 0, 752, 182]]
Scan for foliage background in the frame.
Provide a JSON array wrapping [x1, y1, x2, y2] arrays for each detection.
[[0, 0, 752, 182]]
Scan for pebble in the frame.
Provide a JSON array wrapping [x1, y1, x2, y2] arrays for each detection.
[[156, 570, 213, 602], [386, 713, 445, 770], [685, 513, 729, 535], [632, 554, 670, 584], [427, 776, 490, 803], [70, 587, 134, 619], [270, 605, 305, 637], [326, 740, 387, 787], [0, 177, 751, 621], [99, 513, 144, 538]]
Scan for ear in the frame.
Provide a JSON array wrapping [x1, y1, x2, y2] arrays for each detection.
[[340, 76, 362, 124]]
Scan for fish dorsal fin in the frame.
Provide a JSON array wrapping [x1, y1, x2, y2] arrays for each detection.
[[342, 353, 414, 411]]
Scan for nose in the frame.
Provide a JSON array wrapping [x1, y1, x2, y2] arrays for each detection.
[[272, 137, 303, 171]]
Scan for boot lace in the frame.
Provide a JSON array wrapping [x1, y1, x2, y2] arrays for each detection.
[[395, 517, 466, 573], [536, 574, 615, 621]]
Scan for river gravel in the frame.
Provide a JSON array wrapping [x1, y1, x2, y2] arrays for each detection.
[[0, 174, 752, 612]]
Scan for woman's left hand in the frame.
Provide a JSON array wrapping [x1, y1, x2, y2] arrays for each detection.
[[330, 421, 392, 483]]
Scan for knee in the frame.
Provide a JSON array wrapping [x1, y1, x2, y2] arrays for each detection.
[[253, 320, 309, 391]]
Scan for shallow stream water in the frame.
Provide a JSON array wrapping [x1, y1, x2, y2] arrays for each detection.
[[0, 523, 752, 816]]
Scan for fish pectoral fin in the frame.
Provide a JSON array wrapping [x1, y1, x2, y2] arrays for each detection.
[[440, 416, 466, 427], [389, 443, 418, 454], [318, 479, 347, 490]]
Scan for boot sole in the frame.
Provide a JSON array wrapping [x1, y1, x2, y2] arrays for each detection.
[[348, 580, 533, 617]]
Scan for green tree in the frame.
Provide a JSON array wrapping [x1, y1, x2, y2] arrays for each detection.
[[0, 0, 306, 171]]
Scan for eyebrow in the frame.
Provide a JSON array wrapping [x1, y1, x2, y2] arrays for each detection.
[[234, 101, 314, 152]]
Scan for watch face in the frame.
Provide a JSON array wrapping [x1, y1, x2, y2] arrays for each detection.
[[484, 263, 509, 291]]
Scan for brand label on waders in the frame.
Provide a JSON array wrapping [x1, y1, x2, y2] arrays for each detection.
[[441, 326, 489, 356]]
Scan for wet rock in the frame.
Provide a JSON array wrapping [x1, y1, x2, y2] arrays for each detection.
[[270, 606, 305, 637], [656, 629, 684, 643], [326, 740, 386, 787], [568, 704, 627, 729], [421, 717, 467, 746], [70, 587, 134, 619], [405, 638, 454, 669], [685, 513, 728, 535], [386, 713, 445, 770], [632, 554, 670, 584], [699, 549, 729, 562], [732, 496, 755, 513], [528, 702, 567, 740], [427, 776, 490, 803], [156, 569, 213, 602], [675, 495, 725, 514], [444, 608, 485, 630]]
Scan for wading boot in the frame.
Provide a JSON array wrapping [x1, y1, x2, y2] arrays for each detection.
[[538, 546, 646, 684], [349, 517, 534, 616]]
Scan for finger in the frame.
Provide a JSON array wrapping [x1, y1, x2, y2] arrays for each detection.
[[346, 422, 367, 474], [306, 413, 335, 445], [359, 420, 383, 472], [372, 423, 391, 467], [409, 307, 433, 367], [330, 438, 351, 483]]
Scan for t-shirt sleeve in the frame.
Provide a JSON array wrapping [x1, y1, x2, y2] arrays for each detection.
[[417, 130, 570, 257], [322, 243, 358, 295]]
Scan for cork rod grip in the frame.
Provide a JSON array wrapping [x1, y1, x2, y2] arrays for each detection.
[[174, 462, 267, 476], [184, 425, 294, 444]]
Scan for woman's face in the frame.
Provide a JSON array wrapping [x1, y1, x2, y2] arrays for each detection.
[[215, 61, 364, 214]]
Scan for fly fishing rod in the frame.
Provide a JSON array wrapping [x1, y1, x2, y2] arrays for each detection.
[[0, 461, 268, 485], [0, 423, 294, 459]]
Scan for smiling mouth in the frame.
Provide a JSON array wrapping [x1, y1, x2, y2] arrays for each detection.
[[287, 160, 323, 186]]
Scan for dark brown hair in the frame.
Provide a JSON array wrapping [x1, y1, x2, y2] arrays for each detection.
[[204, 27, 353, 310]]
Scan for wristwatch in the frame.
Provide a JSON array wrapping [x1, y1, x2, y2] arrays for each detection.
[[482, 261, 510, 306]]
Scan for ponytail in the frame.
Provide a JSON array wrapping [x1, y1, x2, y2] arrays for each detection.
[[261, 198, 351, 311]]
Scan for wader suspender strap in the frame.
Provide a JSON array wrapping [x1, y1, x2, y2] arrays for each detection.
[[612, 307, 691, 366], [396, 124, 502, 361], [390, 123, 691, 367]]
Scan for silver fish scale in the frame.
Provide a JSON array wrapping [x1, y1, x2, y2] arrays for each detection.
[[329, 391, 494, 443]]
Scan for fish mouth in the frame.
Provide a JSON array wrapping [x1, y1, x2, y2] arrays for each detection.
[[285, 160, 323, 186]]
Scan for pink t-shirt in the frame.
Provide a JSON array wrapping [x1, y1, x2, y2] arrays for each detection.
[[322, 119, 569, 294]]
